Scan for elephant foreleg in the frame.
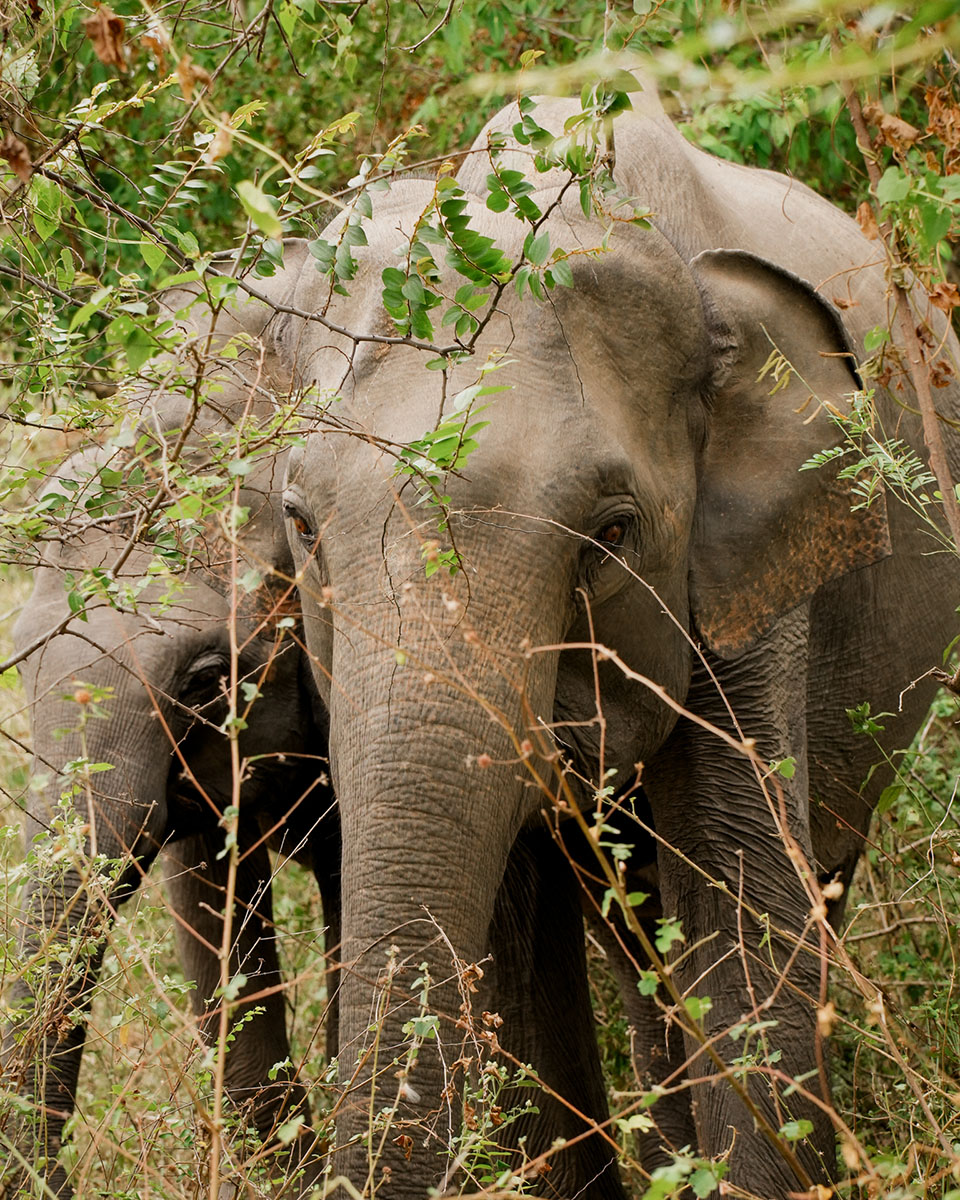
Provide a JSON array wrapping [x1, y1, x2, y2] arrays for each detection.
[[163, 833, 321, 1195], [1, 848, 160, 1198], [486, 824, 626, 1200], [645, 608, 834, 1195]]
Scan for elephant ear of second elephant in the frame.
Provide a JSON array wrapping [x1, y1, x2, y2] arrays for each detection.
[[688, 250, 892, 660]]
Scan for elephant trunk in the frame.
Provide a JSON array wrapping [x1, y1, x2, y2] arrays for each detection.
[[326, 599, 557, 1197]]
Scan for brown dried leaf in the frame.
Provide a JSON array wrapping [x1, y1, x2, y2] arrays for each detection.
[[856, 201, 879, 241], [926, 86, 960, 149], [862, 100, 921, 152], [459, 961, 484, 993], [880, 113, 921, 149], [930, 281, 960, 314], [392, 1135, 413, 1161], [140, 33, 168, 75], [176, 54, 212, 101], [1, 132, 32, 183], [204, 113, 233, 163], [83, 4, 126, 69]]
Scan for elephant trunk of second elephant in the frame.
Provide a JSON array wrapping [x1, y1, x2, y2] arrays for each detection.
[[325, 604, 557, 1196]]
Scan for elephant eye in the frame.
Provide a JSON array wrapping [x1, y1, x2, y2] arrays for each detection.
[[597, 521, 626, 548], [284, 503, 316, 545], [181, 654, 229, 708]]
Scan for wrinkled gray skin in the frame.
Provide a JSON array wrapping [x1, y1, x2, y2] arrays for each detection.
[[2, 245, 339, 1197], [273, 82, 960, 1198]]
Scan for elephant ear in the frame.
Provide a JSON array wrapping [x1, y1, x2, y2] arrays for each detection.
[[688, 249, 892, 659]]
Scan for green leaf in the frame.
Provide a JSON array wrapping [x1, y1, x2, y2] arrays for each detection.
[[525, 230, 550, 266], [920, 200, 951, 249], [770, 756, 796, 779], [876, 784, 901, 815], [616, 1111, 654, 1133], [236, 180, 283, 239], [684, 995, 713, 1022], [864, 325, 891, 353], [690, 1165, 725, 1197], [654, 917, 684, 954], [549, 256, 575, 288], [277, 1115, 305, 1145], [779, 1119, 814, 1142], [217, 971, 248, 1001], [277, 0, 298, 38], [408, 1014, 439, 1038], [637, 970, 658, 996], [125, 327, 155, 372], [139, 238, 167, 271], [309, 237, 335, 272], [875, 166, 911, 206]]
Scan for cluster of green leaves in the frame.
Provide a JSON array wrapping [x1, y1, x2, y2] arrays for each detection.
[[875, 163, 960, 273]]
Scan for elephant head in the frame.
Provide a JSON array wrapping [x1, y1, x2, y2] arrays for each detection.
[[276, 166, 921, 1197], [2, 242, 338, 1196]]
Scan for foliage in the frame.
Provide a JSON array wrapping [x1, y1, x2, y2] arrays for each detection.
[[2, 1, 960, 1199]]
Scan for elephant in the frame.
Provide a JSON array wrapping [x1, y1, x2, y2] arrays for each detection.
[[263, 78, 960, 1199], [1, 243, 340, 1198]]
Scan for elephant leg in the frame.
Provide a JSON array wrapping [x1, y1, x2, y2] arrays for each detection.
[[644, 607, 834, 1196], [163, 831, 320, 1193], [1, 838, 163, 1198], [564, 815, 698, 1173], [486, 824, 626, 1200], [587, 907, 698, 1171]]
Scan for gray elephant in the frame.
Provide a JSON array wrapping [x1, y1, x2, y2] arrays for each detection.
[[267, 81, 960, 1199], [2, 244, 339, 1197]]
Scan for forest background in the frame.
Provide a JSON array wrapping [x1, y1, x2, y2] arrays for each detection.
[[2, 0, 960, 1197]]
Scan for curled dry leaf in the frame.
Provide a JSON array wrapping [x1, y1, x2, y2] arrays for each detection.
[[862, 100, 921, 153], [83, 4, 126, 70], [176, 54, 212, 101], [930, 281, 960, 315], [931, 357, 955, 389], [459, 961, 484, 993], [392, 1134, 414, 1162], [926, 86, 960, 150], [856, 201, 879, 241], [140, 31, 169, 75], [1, 132, 32, 183], [841, 1139, 860, 1171], [817, 1001, 837, 1037], [204, 113, 233, 163]]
